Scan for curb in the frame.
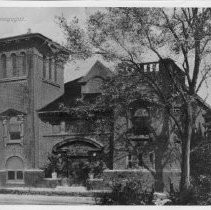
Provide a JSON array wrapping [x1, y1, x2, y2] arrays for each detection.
[[0, 188, 112, 197]]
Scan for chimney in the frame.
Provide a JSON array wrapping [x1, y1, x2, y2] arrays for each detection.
[[27, 28, 31, 34]]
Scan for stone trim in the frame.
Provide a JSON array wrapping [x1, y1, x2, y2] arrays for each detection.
[[0, 76, 27, 83], [104, 169, 182, 173], [42, 79, 60, 88], [43, 132, 111, 138]]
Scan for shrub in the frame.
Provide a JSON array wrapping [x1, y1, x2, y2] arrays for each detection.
[[168, 175, 211, 205], [97, 178, 154, 205]]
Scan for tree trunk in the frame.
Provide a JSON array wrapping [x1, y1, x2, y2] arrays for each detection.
[[180, 102, 193, 192], [109, 119, 114, 170], [154, 150, 164, 192]]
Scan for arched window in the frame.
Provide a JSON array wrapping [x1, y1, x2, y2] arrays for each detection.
[[1, 54, 7, 78], [20, 52, 26, 75], [11, 53, 18, 77], [6, 156, 24, 181], [49, 58, 52, 80], [43, 56, 46, 79], [54, 61, 57, 83], [132, 108, 150, 135]]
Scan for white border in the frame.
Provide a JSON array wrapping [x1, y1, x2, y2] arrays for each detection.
[[0, 1, 210, 210], [0, 1, 210, 8]]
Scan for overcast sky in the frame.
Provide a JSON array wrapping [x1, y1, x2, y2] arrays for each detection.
[[0, 7, 108, 82], [0, 7, 210, 106]]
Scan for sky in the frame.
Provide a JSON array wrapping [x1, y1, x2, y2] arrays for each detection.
[[0, 6, 210, 106], [0, 7, 108, 81]]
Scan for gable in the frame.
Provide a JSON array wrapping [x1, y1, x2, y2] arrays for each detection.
[[79, 60, 113, 83], [0, 109, 26, 117]]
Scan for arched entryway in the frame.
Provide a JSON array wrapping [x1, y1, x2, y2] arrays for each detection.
[[50, 137, 104, 186]]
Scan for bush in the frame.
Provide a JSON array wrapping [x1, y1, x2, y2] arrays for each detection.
[[97, 178, 154, 205], [168, 175, 211, 205]]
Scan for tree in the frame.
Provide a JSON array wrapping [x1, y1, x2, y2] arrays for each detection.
[[56, 8, 211, 192]]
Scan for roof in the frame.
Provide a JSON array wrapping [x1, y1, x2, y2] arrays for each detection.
[[195, 95, 211, 112], [0, 108, 26, 117], [79, 60, 113, 83], [38, 61, 113, 113], [0, 33, 69, 55], [39, 77, 83, 112]]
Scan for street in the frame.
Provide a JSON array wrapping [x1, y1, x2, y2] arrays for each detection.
[[0, 194, 96, 205]]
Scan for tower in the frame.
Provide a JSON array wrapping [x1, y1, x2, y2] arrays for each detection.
[[0, 33, 68, 186]]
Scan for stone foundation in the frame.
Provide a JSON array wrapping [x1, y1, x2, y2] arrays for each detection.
[[0, 170, 7, 186], [24, 169, 44, 187], [37, 178, 61, 188]]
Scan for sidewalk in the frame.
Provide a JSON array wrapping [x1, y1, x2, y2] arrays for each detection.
[[0, 186, 111, 197]]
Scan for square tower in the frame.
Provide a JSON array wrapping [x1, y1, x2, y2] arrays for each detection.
[[0, 33, 69, 186]]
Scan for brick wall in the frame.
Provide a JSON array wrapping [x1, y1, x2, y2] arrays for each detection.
[[0, 42, 65, 172]]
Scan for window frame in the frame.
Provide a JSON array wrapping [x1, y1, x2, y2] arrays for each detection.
[[54, 62, 57, 83], [7, 170, 24, 183], [49, 58, 52, 80], [132, 107, 150, 136], [11, 53, 18, 77], [43, 56, 47, 79], [20, 52, 27, 76], [8, 117, 22, 142], [2, 115, 24, 145], [1, 54, 7, 78]]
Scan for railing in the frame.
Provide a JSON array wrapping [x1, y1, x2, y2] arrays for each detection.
[[139, 62, 160, 73]]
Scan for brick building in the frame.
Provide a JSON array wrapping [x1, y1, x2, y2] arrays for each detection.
[[0, 32, 210, 192], [0, 33, 68, 186]]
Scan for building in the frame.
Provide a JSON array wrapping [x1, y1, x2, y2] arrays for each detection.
[[0, 32, 210, 192], [0, 32, 68, 186]]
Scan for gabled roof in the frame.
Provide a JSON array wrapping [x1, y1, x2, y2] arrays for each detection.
[[0, 108, 26, 117], [38, 61, 112, 113], [79, 60, 113, 83]]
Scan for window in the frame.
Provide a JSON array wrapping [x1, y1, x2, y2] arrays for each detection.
[[126, 154, 139, 169], [1, 54, 7, 78], [126, 153, 145, 169], [16, 171, 24, 180], [8, 171, 15, 180], [6, 156, 24, 182], [49, 58, 52, 80], [20, 52, 26, 75], [11, 53, 18, 77], [51, 122, 66, 134], [7, 171, 23, 181], [52, 124, 61, 134], [43, 56, 46, 79], [54, 62, 57, 83], [60, 121, 66, 133], [8, 117, 22, 141], [132, 108, 150, 135]]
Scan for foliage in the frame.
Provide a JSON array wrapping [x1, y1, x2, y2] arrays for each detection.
[[97, 178, 154, 205], [191, 143, 211, 177], [57, 7, 211, 191], [42, 153, 67, 178], [43, 153, 106, 185], [168, 175, 211, 205]]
